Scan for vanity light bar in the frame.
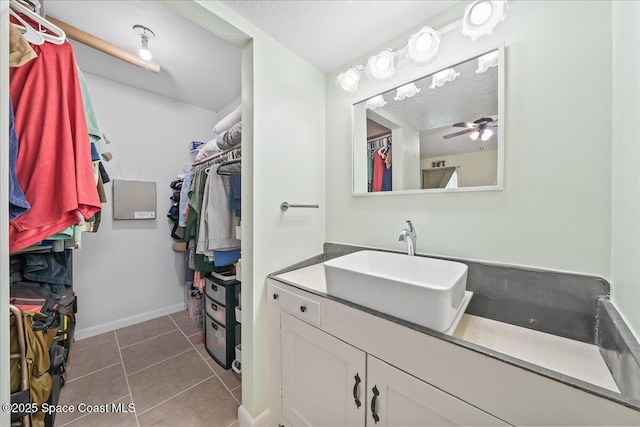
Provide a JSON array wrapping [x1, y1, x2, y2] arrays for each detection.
[[335, 0, 509, 95]]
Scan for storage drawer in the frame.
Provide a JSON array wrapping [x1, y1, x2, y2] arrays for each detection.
[[267, 282, 321, 326], [205, 278, 227, 303], [205, 313, 241, 369], [205, 296, 227, 326]]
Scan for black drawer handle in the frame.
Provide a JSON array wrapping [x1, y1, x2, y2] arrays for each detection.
[[300, 305, 307, 313], [212, 284, 218, 292], [371, 385, 380, 423], [273, 293, 279, 300], [211, 303, 218, 311], [211, 322, 218, 330], [353, 373, 361, 408]]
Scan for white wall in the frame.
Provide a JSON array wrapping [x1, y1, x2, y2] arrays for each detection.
[[423, 150, 498, 188], [165, 1, 327, 420], [611, 1, 640, 339], [326, 1, 612, 277], [72, 73, 217, 339]]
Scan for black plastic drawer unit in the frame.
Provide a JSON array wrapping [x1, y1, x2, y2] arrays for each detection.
[[204, 276, 240, 369]]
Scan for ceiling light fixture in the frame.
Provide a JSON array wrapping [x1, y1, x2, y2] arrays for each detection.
[[406, 27, 441, 65], [335, 1, 508, 96], [366, 49, 395, 81], [430, 68, 459, 89], [394, 83, 421, 101], [364, 95, 387, 110], [133, 25, 155, 61], [335, 65, 364, 94], [461, 1, 508, 41]]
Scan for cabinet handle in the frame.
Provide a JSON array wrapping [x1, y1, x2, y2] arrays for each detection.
[[353, 373, 361, 408], [273, 293, 279, 300], [371, 385, 380, 424], [211, 303, 218, 311], [300, 305, 307, 313], [211, 322, 218, 330], [212, 284, 218, 292]]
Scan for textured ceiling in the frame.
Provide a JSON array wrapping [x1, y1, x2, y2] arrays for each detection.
[[362, 52, 499, 157], [45, 0, 241, 113], [43, 1, 460, 112], [221, 0, 459, 73]]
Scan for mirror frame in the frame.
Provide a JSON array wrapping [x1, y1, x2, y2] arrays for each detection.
[[351, 44, 505, 196]]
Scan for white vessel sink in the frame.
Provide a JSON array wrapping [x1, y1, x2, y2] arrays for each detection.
[[323, 250, 468, 332]]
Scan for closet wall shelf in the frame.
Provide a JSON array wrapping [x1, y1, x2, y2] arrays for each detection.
[[46, 15, 161, 73]]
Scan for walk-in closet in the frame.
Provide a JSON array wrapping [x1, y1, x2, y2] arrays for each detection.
[[6, 0, 244, 425]]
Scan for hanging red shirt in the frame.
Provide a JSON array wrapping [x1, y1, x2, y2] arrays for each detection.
[[9, 40, 101, 253]]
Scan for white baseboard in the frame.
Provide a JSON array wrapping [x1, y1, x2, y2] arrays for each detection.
[[238, 405, 269, 427], [74, 303, 186, 340]]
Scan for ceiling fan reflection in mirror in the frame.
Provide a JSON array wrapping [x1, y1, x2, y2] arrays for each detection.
[[443, 117, 498, 144]]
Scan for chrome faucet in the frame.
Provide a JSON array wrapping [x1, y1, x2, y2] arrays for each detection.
[[398, 220, 417, 256]]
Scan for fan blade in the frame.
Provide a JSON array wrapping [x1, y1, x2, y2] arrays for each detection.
[[452, 122, 476, 128], [443, 128, 474, 139]]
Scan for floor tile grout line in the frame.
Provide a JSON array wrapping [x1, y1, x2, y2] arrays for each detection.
[[118, 328, 179, 350], [168, 315, 242, 405], [65, 361, 122, 384], [125, 347, 195, 377], [114, 331, 141, 427], [57, 393, 131, 427], [136, 375, 215, 417]]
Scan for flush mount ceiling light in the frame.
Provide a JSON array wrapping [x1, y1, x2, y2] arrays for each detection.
[[476, 50, 500, 73], [366, 49, 395, 81], [364, 95, 387, 110], [461, 1, 509, 41], [133, 25, 155, 61], [335, 65, 364, 95], [406, 27, 441, 65], [394, 83, 421, 101], [429, 68, 459, 89]]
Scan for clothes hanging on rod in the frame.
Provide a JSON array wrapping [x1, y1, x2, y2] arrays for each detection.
[[9, 27, 101, 253]]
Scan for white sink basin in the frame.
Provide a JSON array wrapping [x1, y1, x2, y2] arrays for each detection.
[[323, 250, 468, 332]]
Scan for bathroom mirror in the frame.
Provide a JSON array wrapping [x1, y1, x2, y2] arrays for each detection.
[[352, 47, 504, 195]]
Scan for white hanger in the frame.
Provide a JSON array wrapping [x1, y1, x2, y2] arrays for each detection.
[[9, 0, 66, 45], [9, 10, 44, 45]]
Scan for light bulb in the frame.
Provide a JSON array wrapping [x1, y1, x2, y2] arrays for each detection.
[[366, 50, 395, 81], [335, 66, 363, 94], [415, 33, 433, 52], [139, 48, 152, 61], [394, 83, 420, 101], [481, 128, 494, 141], [139, 34, 152, 60], [461, 1, 509, 41], [364, 95, 387, 110], [470, 1, 493, 25], [406, 27, 440, 64], [470, 130, 480, 141]]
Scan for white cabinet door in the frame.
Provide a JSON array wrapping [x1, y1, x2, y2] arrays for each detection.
[[366, 356, 507, 426], [281, 312, 366, 427]]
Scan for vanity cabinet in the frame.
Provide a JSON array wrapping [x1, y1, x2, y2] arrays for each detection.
[[271, 283, 506, 427], [280, 312, 365, 427]]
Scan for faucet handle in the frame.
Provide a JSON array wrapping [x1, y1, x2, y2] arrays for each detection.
[[406, 220, 415, 234]]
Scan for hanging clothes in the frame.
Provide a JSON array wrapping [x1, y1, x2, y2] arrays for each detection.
[[9, 41, 101, 253], [382, 147, 392, 191], [372, 151, 385, 192], [8, 99, 31, 221]]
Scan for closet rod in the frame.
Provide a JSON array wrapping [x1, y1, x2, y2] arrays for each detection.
[[192, 145, 241, 167], [45, 15, 161, 74]]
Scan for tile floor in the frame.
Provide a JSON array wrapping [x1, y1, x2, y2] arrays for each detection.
[[56, 310, 240, 427]]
